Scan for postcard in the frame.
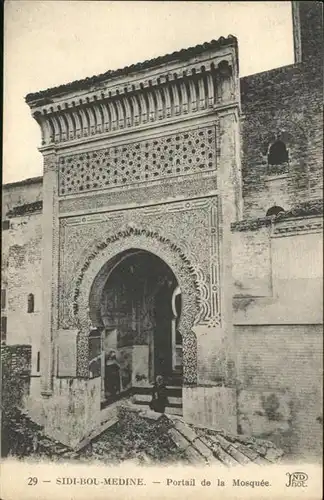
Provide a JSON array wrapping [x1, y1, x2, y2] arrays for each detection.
[[1, 1, 323, 499]]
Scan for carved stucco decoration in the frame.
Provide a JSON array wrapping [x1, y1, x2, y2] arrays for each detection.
[[59, 196, 221, 384], [74, 227, 199, 384], [58, 126, 216, 196]]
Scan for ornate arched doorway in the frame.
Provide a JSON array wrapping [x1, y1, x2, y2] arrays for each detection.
[[87, 249, 184, 402], [72, 227, 200, 390]]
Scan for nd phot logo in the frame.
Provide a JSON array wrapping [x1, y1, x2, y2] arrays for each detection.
[[286, 472, 308, 487]]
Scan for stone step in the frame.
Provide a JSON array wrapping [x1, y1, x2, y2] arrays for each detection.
[[99, 386, 182, 410], [100, 399, 122, 422], [132, 394, 182, 407], [133, 403, 183, 416], [132, 385, 182, 398]]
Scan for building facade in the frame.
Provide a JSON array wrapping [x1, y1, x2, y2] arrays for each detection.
[[2, 2, 323, 460]]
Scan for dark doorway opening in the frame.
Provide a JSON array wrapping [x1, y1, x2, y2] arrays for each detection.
[[89, 249, 183, 406]]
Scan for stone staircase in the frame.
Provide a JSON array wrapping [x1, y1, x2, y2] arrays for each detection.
[[131, 385, 183, 416]]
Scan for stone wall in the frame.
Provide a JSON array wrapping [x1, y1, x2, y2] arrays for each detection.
[[183, 386, 237, 434], [2, 178, 42, 346], [240, 60, 323, 219], [232, 211, 323, 460], [25, 377, 102, 448], [1, 344, 32, 378], [236, 324, 323, 460], [2, 181, 43, 431], [1, 344, 33, 456], [232, 216, 323, 325], [1, 344, 32, 410], [232, 223, 272, 298], [2, 177, 43, 223], [6, 212, 43, 376]]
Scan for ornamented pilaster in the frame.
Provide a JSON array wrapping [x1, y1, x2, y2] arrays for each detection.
[[40, 150, 59, 396], [215, 106, 242, 385]]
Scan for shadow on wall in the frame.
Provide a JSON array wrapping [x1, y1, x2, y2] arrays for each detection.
[[237, 388, 294, 451], [237, 386, 324, 460]]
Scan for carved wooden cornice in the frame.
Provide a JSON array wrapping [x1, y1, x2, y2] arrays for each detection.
[[6, 201, 43, 218], [232, 215, 323, 236], [231, 198, 323, 235], [25, 36, 239, 148], [231, 217, 272, 232], [272, 217, 323, 237]]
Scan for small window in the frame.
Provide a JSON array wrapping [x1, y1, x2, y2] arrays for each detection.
[[268, 140, 289, 166], [1, 289, 6, 310], [266, 205, 285, 217], [2, 220, 10, 231], [36, 351, 40, 373], [27, 293, 35, 313]]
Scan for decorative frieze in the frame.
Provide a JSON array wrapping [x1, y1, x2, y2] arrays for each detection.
[[231, 213, 323, 236], [58, 174, 217, 215], [58, 127, 216, 195]]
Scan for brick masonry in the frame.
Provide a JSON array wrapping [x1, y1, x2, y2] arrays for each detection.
[[240, 60, 323, 218], [240, 2, 323, 218], [298, 1, 323, 63]]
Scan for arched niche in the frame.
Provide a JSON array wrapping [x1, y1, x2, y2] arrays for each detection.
[[266, 205, 285, 217]]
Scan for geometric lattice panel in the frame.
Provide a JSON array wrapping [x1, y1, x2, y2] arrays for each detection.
[[58, 126, 216, 196]]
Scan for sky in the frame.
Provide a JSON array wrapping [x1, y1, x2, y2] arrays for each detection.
[[3, 1, 294, 184]]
